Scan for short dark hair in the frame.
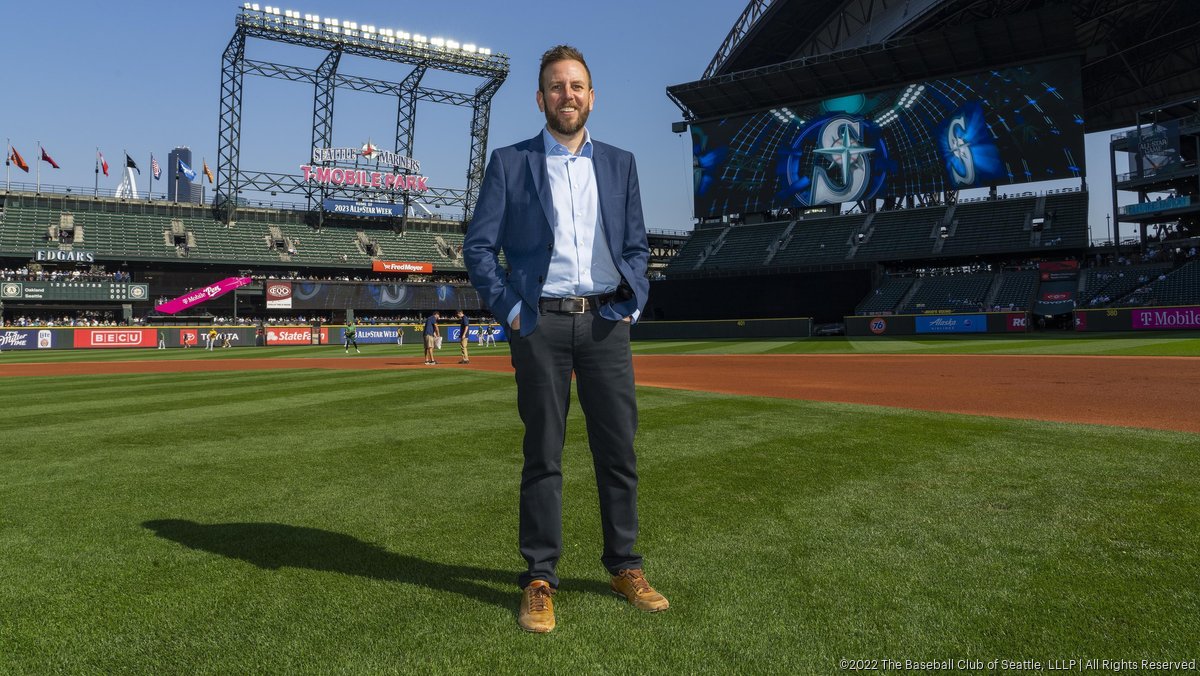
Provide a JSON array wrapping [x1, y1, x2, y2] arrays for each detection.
[[539, 44, 591, 92]]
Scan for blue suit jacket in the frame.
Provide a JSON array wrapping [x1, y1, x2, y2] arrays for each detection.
[[463, 132, 650, 336]]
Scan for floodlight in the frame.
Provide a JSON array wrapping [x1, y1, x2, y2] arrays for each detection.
[[263, 5, 271, 12], [398, 31, 411, 40], [413, 34, 427, 43], [243, 3, 251, 9], [431, 37, 446, 47], [463, 43, 477, 53], [251, 3, 260, 11], [479, 47, 491, 55]]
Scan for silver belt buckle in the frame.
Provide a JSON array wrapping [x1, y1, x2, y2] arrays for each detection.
[[570, 296, 586, 314]]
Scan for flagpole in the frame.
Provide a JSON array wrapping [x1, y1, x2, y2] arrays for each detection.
[[95, 147, 100, 196], [148, 153, 153, 201], [5, 138, 10, 192], [36, 140, 42, 194]]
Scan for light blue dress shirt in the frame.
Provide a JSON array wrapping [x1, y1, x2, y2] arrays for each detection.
[[506, 127, 626, 326]]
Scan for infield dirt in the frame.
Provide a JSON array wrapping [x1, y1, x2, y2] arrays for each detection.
[[3, 353, 1197, 434]]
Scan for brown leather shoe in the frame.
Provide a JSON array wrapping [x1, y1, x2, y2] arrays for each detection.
[[518, 580, 556, 633], [610, 569, 669, 612]]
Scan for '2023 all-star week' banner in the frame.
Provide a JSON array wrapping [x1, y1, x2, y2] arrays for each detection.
[[690, 57, 1084, 216], [154, 277, 252, 314]]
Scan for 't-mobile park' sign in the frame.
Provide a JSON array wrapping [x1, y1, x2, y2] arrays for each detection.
[[301, 166, 428, 192]]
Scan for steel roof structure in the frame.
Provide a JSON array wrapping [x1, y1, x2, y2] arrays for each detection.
[[672, 0, 1200, 133]]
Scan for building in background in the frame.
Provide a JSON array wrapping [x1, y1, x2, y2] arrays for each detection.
[[167, 147, 203, 204]]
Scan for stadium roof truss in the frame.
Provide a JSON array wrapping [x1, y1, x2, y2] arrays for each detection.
[[216, 7, 509, 225], [670, 5, 1075, 123], [681, 0, 1200, 133]]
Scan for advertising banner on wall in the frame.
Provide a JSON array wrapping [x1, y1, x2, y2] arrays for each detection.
[[76, 328, 157, 348], [266, 326, 329, 345], [1006, 313, 1029, 332], [371, 261, 433, 274], [915, 314, 988, 334], [0, 328, 57, 350], [340, 326, 405, 344], [1034, 280, 1077, 315], [445, 325, 508, 343], [264, 280, 481, 311], [1131, 307, 1200, 330], [266, 281, 293, 309]]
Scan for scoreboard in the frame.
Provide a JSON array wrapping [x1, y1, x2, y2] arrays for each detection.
[[0, 281, 150, 302]]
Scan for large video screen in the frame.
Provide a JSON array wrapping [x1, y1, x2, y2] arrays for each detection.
[[691, 58, 1085, 217]]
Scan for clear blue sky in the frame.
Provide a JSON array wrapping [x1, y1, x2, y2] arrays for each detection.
[[2, 1, 1135, 242]]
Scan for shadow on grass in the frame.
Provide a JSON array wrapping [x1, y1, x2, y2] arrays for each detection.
[[142, 519, 613, 612]]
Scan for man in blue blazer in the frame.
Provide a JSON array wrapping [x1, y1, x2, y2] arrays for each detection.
[[463, 45, 667, 633]]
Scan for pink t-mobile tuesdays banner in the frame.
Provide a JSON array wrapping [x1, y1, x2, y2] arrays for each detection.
[[155, 277, 251, 315]]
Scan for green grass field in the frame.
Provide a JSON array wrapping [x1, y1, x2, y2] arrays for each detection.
[[1, 337, 1198, 673]]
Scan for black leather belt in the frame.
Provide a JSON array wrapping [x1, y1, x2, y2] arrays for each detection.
[[539, 293, 615, 314]]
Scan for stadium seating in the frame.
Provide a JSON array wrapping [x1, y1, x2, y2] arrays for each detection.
[[700, 220, 789, 271], [900, 273, 994, 313], [0, 194, 478, 271], [670, 191, 1089, 276], [664, 226, 724, 273], [1079, 263, 1173, 306], [989, 270, 1039, 310], [855, 277, 915, 315], [938, 196, 1036, 256], [1121, 261, 1200, 306], [1042, 192, 1090, 249], [769, 213, 864, 267], [852, 206, 947, 262]]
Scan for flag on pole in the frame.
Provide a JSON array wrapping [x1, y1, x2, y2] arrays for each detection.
[[9, 146, 30, 172], [202, 160, 214, 184], [152, 155, 161, 180], [41, 147, 60, 169], [126, 154, 140, 174], [98, 150, 109, 176], [178, 158, 197, 181]]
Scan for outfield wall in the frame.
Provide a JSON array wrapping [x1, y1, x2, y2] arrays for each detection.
[[845, 312, 1030, 336], [0, 324, 512, 350], [630, 318, 812, 340]]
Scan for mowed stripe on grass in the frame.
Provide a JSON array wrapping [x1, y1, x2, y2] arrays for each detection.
[[0, 369, 1196, 672]]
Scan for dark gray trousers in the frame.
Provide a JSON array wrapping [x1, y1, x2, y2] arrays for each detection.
[[510, 307, 642, 589]]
